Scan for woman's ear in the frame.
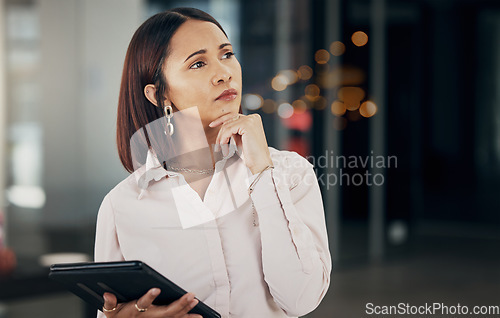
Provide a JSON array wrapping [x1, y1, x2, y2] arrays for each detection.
[[144, 84, 171, 108], [144, 84, 159, 107]]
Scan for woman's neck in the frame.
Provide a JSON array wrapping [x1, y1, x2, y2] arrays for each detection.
[[165, 123, 220, 170]]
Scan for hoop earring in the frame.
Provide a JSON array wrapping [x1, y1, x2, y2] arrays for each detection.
[[164, 105, 174, 136]]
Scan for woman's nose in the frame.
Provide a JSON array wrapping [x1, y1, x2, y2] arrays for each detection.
[[211, 64, 232, 85]]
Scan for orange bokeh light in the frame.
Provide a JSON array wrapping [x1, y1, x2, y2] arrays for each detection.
[[331, 100, 346, 116], [360, 101, 377, 117], [330, 41, 346, 56], [338, 86, 365, 111], [278, 70, 299, 85], [305, 84, 320, 101], [352, 31, 368, 47], [271, 75, 288, 91], [297, 65, 313, 81], [262, 99, 277, 113], [315, 49, 330, 64]]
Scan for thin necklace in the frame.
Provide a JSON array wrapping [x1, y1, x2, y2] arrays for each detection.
[[164, 165, 215, 174]]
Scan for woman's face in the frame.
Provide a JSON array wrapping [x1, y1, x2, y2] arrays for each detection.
[[161, 19, 242, 126]]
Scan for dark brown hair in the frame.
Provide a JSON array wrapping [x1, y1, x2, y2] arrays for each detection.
[[116, 8, 227, 173]]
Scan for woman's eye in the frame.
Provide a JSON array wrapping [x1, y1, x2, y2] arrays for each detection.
[[190, 61, 206, 69], [222, 52, 235, 59]]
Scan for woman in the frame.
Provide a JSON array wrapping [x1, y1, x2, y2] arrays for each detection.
[[95, 7, 331, 318]]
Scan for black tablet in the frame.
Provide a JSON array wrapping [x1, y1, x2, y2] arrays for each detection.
[[48, 260, 221, 318]]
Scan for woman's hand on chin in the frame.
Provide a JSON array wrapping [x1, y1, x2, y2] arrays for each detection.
[[210, 113, 273, 175]]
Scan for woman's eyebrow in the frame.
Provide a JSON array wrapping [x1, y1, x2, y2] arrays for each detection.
[[184, 49, 206, 63], [219, 43, 232, 49], [184, 43, 233, 63]]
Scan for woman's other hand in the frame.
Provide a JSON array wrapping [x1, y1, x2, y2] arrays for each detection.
[[210, 113, 273, 174], [102, 288, 202, 318]]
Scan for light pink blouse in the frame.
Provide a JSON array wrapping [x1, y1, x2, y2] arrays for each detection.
[[94, 140, 331, 318]]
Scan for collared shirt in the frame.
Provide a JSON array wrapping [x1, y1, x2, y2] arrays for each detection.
[[94, 139, 332, 318]]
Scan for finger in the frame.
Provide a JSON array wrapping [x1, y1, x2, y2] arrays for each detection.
[[178, 293, 198, 313], [218, 129, 235, 148], [209, 112, 238, 127], [136, 288, 161, 311], [209, 112, 242, 127], [215, 124, 223, 146], [219, 122, 247, 145], [215, 126, 230, 150], [103, 293, 117, 315], [215, 120, 233, 146], [215, 118, 244, 149], [216, 121, 234, 145], [163, 292, 199, 315]]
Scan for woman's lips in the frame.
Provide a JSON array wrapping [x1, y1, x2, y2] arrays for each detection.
[[216, 89, 238, 101]]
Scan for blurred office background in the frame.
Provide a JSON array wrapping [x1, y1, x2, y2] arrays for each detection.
[[0, 0, 499, 317]]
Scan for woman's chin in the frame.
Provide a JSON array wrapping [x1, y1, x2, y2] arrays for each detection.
[[216, 100, 241, 115]]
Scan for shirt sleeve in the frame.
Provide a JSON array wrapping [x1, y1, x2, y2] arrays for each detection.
[[249, 152, 332, 317], [94, 193, 125, 318]]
